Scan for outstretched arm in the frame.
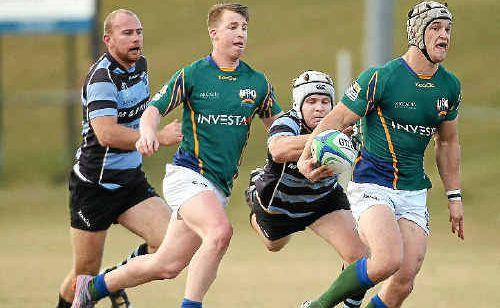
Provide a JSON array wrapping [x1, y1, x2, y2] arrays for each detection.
[[435, 119, 464, 240]]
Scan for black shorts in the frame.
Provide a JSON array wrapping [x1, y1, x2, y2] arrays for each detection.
[[69, 170, 158, 231], [245, 185, 350, 241]]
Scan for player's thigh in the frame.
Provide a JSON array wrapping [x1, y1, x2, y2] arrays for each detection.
[[179, 190, 231, 239], [70, 227, 107, 274], [117, 196, 171, 250], [395, 218, 427, 280], [309, 210, 366, 263], [358, 205, 402, 256]]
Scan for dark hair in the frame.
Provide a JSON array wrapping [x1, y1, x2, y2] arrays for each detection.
[[207, 3, 249, 28]]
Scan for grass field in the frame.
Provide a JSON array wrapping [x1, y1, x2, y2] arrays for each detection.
[[0, 1, 499, 307]]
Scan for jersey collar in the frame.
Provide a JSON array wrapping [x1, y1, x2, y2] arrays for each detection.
[[105, 52, 137, 74], [205, 54, 241, 72], [398, 57, 440, 80]]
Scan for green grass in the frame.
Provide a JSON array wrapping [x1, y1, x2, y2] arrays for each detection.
[[0, 0, 499, 307]]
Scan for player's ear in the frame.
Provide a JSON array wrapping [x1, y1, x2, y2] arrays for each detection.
[[103, 33, 110, 45], [208, 27, 217, 40]]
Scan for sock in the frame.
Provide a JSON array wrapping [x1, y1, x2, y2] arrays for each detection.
[[57, 294, 72, 308], [365, 294, 387, 308], [88, 274, 110, 301], [309, 257, 375, 308], [181, 298, 202, 308], [102, 243, 149, 274]]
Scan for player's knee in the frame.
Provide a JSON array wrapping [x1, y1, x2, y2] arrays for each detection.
[[265, 242, 284, 252], [154, 261, 185, 280], [371, 250, 403, 279], [206, 224, 233, 253]]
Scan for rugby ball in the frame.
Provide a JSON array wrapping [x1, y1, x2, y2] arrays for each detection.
[[311, 129, 358, 174]]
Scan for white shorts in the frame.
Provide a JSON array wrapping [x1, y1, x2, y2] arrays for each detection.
[[347, 181, 430, 235], [162, 164, 229, 217]]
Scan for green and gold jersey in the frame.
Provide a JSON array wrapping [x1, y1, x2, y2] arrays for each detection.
[[150, 56, 282, 196], [342, 58, 461, 190]]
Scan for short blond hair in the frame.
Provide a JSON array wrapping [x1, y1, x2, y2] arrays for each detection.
[[207, 3, 249, 28], [103, 9, 139, 35]]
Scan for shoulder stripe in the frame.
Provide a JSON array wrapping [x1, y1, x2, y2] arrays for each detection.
[[365, 71, 378, 115], [89, 67, 112, 85]]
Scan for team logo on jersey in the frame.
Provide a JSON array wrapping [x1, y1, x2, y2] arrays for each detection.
[[240, 88, 257, 106], [415, 82, 435, 88], [436, 97, 449, 117], [345, 81, 361, 101]]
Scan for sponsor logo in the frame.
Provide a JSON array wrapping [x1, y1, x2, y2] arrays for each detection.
[[390, 120, 436, 137], [197, 114, 250, 126], [218, 75, 237, 81], [394, 101, 417, 110], [361, 193, 380, 201], [436, 97, 449, 117], [345, 81, 361, 101], [78, 210, 91, 228], [415, 82, 435, 88], [338, 137, 355, 151], [316, 84, 326, 90], [200, 91, 219, 99], [191, 180, 208, 188], [239, 88, 257, 105], [117, 101, 148, 119]]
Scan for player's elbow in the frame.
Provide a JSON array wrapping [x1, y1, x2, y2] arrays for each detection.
[[95, 130, 114, 147], [270, 150, 288, 163]]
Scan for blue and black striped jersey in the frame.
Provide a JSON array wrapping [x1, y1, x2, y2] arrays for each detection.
[[74, 52, 149, 189], [253, 111, 340, 218]]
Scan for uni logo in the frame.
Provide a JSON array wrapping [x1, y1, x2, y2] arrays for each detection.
[[436, 97, 449, 117], [239, 88, 257, 105]]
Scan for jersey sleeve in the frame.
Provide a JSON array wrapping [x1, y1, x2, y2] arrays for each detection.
[[149, 68, 189, 116], [341, 67, 382, 117], [257, 79, 282, 118], [444, 77, 461, 121], [86, 68, 119, 120], [267, 115, 300, 147]]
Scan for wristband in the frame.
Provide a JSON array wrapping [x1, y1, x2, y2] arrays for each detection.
[[446, 189, 462, 201]]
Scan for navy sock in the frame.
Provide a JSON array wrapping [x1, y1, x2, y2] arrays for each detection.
[[370, 294, 388, 308], [89, 273, 110, 301], [355, 257, 374, 288], [181, 298, 202, 308]]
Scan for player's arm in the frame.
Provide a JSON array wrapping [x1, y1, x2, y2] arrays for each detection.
[[91, 116, 139, 150], [86, 70, 140, 151], [269, 134, 309, 163], [137, 69, 187, 156], [435, 118, 464, 240]]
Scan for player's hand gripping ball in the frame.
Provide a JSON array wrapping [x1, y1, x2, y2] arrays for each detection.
[[311, 129, 358, 174]]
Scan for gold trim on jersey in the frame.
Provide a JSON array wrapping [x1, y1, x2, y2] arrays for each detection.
[[377, 106, 399, 189], [186, 99, 204, 174]]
